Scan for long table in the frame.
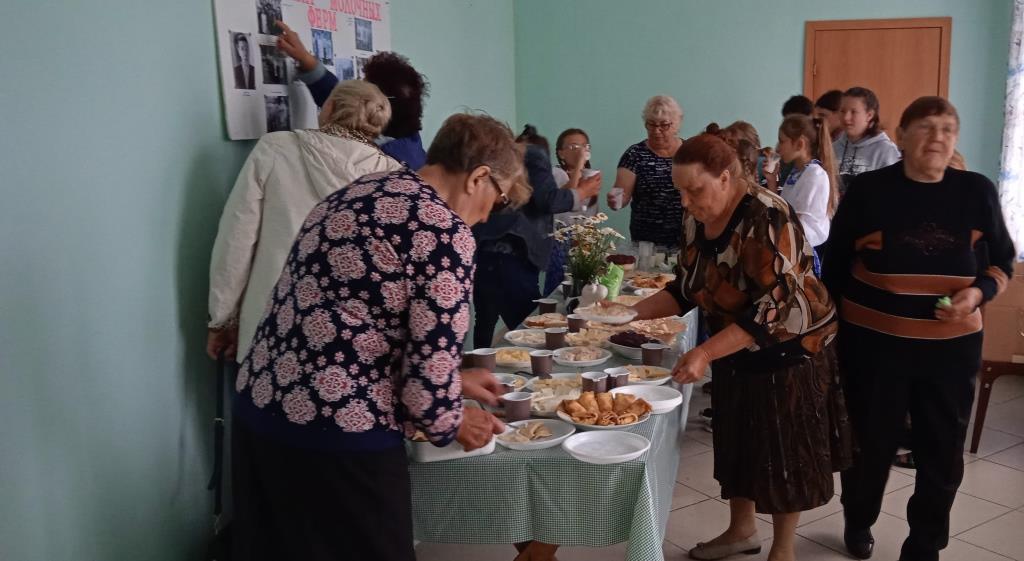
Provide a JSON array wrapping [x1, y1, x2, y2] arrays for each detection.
[[409, 309, 699, 561]]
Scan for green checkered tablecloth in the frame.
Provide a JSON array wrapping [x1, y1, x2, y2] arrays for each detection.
[[409, 309, 698, 561]]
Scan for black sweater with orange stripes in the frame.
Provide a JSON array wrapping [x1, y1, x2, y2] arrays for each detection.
[[823, 162, 1015, 341]]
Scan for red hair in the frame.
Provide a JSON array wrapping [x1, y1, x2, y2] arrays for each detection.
[[673, 133, 741, 178]]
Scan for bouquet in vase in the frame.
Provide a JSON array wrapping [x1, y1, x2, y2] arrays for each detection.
[[552, 213, 625, 302]]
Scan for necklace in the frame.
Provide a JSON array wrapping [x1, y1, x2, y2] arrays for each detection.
[[319, 123, 380, 151]]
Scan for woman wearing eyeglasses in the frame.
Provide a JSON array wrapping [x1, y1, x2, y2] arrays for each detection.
[[607, 95, 685, 248], [544, 128, 602, 295]]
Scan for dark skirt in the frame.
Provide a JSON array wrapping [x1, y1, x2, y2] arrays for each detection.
[[231, 419, 416, 561], [711, 343, 853, 514]]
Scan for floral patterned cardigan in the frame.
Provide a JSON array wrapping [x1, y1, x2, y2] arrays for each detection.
[[233, 169, 475, 453]]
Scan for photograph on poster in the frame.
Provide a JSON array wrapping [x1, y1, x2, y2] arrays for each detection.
[[336, 57, 355, 80], [265, 95, 290, 132], [256, 0, 282, 35], [261, 45, 287, 85], [312, 29, 334, 64], [355, 18, 373, 52], [355, 56, 369, 79], [231, 32, 256, 90]]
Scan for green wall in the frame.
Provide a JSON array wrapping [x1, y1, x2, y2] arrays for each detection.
[[514, 0, 1013, 237], [0, 1, 514, 560]]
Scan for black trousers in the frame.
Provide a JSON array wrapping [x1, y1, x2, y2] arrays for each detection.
[[231, 419, 416, 561], [839, 325, 980, 561], [473, 251, 541, 348]]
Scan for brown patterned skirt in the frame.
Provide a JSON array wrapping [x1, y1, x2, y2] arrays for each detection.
[[711, 344, 853, 514]]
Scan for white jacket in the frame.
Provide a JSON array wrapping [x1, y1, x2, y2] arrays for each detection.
[[208, 130, 402, 358]]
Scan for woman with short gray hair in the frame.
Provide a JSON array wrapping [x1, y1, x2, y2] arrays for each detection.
[[207, 80, 402, 361], [607, 94, 685, 247]]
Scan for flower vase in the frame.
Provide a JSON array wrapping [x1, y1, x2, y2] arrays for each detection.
[[578, 282, 608, 308]]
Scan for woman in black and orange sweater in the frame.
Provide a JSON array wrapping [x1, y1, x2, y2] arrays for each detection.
[[824, 97, 1015, 561]]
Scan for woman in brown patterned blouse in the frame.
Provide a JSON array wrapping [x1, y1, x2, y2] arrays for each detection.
[[621, 134, 852, 561]]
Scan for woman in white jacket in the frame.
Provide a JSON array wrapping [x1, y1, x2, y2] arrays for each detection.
[[207, 80, 402, 360]]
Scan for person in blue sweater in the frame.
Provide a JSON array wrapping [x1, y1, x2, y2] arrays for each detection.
[[276, 21, 428, 169]]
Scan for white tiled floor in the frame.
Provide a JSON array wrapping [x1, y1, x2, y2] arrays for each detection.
[[417, 378, 1024, 561]]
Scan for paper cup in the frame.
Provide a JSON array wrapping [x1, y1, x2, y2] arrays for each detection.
[[500, 392, 532, 422], [535, 298, 558, 314], [610, 187, 624, 210], [607, 371, 630, 390], [561, 280, 574, 299], [641, 343, 668, 367], [581, 371, 608, 394], [581, 168, 600, 179], [544, 327, 567, 350], [567, 314, 586, 333], [529, 350, 554, 378], [472, 348, 497, 371]]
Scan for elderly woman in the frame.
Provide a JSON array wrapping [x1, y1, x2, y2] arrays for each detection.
[[230, 113, 531, 561], [617, 134, 851, 561], [607, 95, 685, 248], [825, 97, 1014, 561], [207, 80, 402, 361]]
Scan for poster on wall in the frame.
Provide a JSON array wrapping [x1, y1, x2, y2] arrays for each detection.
[[214, 0, 392, 140]]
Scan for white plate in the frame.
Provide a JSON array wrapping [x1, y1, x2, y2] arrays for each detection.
[[573, 306, 637, 326], [621, 365, 672, 386], [607, 341, 643, 360], [523, 372, 580, 390], [497, 419, 576, 450], [633, 287, 661, 298], [610, 385, 683, 414], [495, 347, 534, 369], [503, 329, 546, 348], [556, 409, 651, 431], [526, 373, 582, 417], [562, 431, 651, 464], [494, 373, 531, 391], [552, 347, 612, 368]]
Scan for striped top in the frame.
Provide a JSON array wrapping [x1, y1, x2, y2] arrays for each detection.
[[823, 163, 1015, 341]]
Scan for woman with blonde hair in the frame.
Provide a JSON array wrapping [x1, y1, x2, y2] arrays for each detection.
[[607, 95, 685, 247], [207, 80, 402, 361]]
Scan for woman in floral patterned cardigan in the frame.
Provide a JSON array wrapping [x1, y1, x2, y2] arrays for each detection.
[[229, 114, 531, 561]]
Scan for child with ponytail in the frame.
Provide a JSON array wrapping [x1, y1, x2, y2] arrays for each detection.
[[776, 115, 839, 274]]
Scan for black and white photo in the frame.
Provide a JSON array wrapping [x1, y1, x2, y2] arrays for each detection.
[[312, 29, 334, 65], [255, 0, 282, 35], [355, 18, 373, 52], [355, 56, 369, 79], [230, 32, 256, 90], [335, 57, 355, 80], [260, 44, 287, 85], [264, 95, 290, 132]]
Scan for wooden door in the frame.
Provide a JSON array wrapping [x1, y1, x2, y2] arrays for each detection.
[[804, 18, 951, 133]]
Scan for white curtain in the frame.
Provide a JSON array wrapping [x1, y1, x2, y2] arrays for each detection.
[[999, 0, 1024, 259]]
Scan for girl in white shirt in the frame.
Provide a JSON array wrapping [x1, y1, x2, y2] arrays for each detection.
[[776, 115, 839, 275]]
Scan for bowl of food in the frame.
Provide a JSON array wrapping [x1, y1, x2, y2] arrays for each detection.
[[495, 347, 533, 369], [504, 329, 547, 348], [573, 304, 637, 326], [494, 372, 530, 391], [497, 419, 576, 450], [523, 313, 568, 329], [556, 390, 652, 431], [619, 365, 672, 385], [607, 330, 661, 360], [526, 373, 582, 417], [552, 346, 612, 368], [565, 327, 613, 348]]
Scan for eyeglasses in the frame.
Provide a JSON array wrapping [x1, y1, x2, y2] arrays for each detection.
[[488, 176, 511, 213], [645, 121, 674, 131], [564, 143, 591, 151]]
